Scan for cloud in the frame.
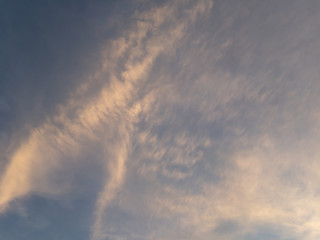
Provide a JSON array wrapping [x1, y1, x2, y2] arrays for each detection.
[[2, 1, 320, 240], [89, 1, 320, 239], [126, 135, 320, 240], [0, 0, 214, 239], [90, 1, 214, 239]]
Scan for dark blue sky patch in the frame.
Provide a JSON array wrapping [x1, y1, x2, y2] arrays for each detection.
[[0, 0, 120, 133], [0, 195, 95, 240]]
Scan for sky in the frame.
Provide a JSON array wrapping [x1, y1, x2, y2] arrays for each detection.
[[0, 0, 320, 239]]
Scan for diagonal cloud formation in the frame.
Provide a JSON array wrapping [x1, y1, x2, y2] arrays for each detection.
[[2, 1, 319, 240], [90, 1, 214, 239], [0, 1, 213, 239]]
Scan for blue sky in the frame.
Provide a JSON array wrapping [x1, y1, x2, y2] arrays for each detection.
[[1, 0, 320, 239]]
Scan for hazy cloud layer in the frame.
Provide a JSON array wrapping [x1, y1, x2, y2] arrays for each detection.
[[1, 0, 320, 240]]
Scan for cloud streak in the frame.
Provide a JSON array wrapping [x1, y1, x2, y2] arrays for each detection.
[[0, 1, 214, 239], [1, 1, 320, 240]]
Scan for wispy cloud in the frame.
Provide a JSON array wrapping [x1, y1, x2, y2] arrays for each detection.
[[0, 0, 214, 239], [1, 0, 320, 239]]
